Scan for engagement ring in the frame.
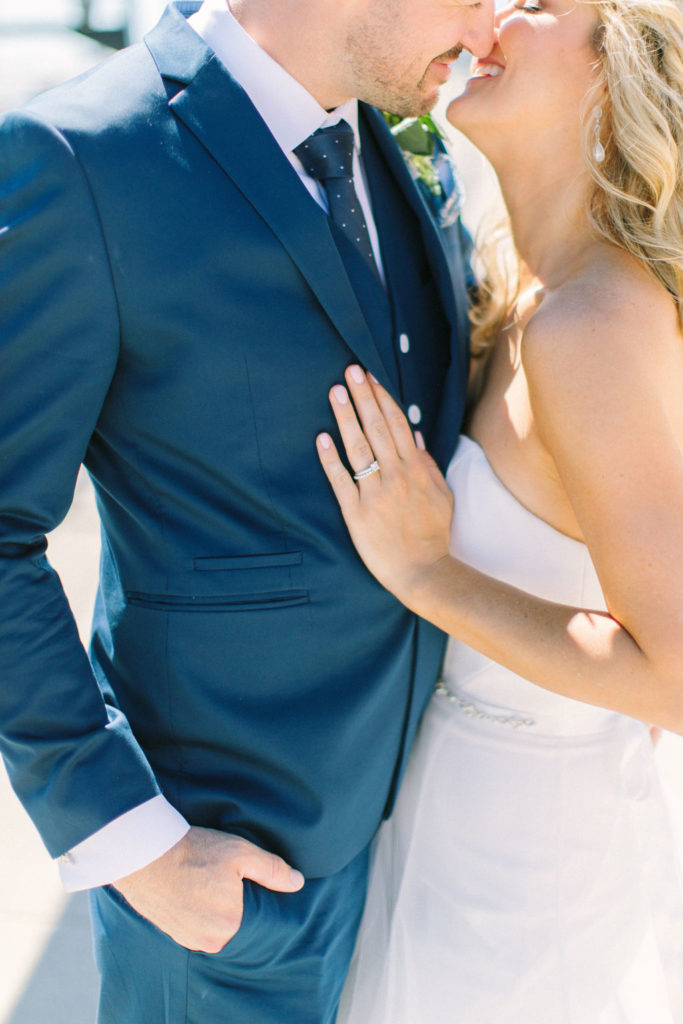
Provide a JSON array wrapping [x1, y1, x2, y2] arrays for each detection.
[[353, 460, 380, 480]]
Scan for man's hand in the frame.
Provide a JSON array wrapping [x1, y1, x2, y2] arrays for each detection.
[[113, 826, 305, 953]]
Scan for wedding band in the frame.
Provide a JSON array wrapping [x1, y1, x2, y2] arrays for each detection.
[[353, 459, 380, 481]]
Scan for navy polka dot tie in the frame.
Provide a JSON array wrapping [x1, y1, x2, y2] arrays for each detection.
[[294, 121, 379, 279]]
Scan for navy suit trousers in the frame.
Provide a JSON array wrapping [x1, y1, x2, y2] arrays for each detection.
[[91, 844, 370, 1023]]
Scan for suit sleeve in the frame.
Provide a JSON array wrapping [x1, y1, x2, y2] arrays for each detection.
[[0, 110, 161, 857]]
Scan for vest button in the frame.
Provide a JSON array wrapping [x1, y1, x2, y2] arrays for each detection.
[[407, 405, 422, 425], [399, 333, 410, 354]]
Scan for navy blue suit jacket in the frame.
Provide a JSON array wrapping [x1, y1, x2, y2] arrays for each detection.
[[0, 3, 471, 877]]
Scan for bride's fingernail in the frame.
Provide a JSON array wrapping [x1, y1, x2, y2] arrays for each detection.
[[415, 431, 425, 450], [368, 372, 379, 384], [318, 433, 332, 450], [332, 385, 349, 405], [348, 365, 365, 384]]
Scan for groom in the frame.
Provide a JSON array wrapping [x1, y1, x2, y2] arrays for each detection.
[[0, 0, 493, 1019]]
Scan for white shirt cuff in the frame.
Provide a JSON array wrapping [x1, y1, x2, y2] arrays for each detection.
[[56, 795, 190, 892]]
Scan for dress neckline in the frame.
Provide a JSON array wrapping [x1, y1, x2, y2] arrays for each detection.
[[454, 435, 587, 550]]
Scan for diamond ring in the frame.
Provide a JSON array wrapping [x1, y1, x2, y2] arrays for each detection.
[[353, 459, 380, 481]]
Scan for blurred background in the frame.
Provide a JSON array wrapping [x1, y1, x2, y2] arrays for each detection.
[[0, 3, 681, 1021], [0, 1, 165, 110]]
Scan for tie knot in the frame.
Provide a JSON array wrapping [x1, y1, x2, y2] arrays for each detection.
[[294, 121, 356, 182]]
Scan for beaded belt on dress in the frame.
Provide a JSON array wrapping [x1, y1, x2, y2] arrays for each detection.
[[434, 681, 536, 729], [434, 681, 634, 737]]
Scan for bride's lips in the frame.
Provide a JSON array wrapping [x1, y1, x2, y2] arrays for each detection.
[[468, 58, 506, 81]]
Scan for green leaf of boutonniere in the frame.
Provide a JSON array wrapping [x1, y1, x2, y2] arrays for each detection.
[[382, 111, 464, 226], [382, 113, 444, 156]]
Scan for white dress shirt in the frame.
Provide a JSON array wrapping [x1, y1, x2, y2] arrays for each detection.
[[189, 0, 384, 275], [58, 0, 384, 892]]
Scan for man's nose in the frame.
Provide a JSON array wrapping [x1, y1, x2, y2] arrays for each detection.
[[462, 0, 496, 58]]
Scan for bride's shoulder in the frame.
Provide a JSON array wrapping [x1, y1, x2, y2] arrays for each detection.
[[521, 251, 680, 390]]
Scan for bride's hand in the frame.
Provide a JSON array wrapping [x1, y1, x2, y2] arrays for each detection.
[[316, 365, 454, 606]]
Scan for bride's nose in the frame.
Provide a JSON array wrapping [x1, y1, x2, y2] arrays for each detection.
[[494, 3, 517, 29]]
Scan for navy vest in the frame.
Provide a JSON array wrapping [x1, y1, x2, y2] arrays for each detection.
[[334, 111, 454, 458]]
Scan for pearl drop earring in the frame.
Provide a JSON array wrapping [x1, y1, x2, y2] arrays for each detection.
[[593, 107, 605, 163]]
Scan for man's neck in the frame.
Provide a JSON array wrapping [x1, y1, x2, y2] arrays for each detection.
[[228, 0, 353, 109]]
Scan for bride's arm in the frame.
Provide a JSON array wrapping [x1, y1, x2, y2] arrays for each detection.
[[316, 310, 683, 733], [520, 298, 683, 729]]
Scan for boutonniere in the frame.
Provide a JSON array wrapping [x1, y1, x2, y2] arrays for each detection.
[[383, 112, 464, 229]]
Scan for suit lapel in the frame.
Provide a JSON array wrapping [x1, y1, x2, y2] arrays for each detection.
[[145, 6, 393, 385]]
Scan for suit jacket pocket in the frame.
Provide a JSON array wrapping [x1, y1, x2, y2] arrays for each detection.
[[192, 552, 302, 572], [127, 551, 307, 611], [126, 589, 308, 612]]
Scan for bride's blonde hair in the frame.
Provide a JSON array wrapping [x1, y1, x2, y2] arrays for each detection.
[[469, 0, 683, 352], [586, 0, 683, 323]]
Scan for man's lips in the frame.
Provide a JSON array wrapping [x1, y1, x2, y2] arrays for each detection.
[[430, 59, 454, 83], [428, 44, 463, 83]]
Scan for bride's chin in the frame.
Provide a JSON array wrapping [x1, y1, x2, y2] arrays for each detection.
[[445, 105, 505, 175], [446, 96, 490, 146]]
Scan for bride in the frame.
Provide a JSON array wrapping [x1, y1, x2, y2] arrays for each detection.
[[317, 0, 683, 1020]]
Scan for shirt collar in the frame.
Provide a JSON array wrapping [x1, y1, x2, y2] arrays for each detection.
[[188, 0, 361, 155]]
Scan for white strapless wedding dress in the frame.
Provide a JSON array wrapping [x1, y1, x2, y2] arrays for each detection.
[[338, 436, 683, 1024]]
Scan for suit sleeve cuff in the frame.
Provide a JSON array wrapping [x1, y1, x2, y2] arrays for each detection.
[[56, 795, 190, 892]]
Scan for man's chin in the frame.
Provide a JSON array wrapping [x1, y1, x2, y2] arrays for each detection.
[[381, 91, 438, 119]]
